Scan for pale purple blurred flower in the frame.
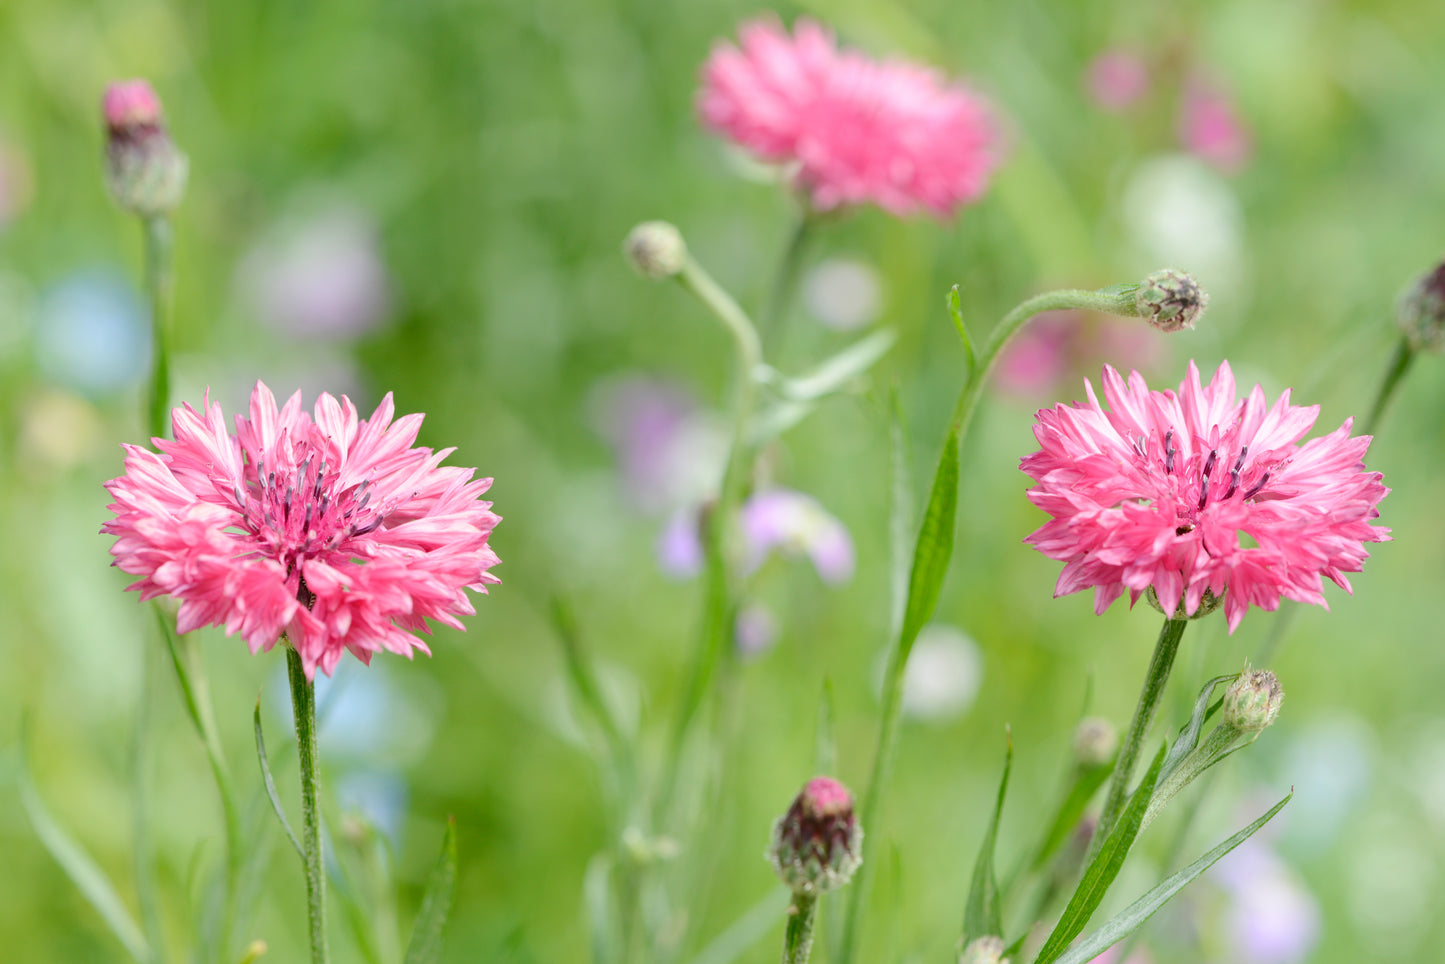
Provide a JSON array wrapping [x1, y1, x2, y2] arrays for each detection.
[[1213, 841, 1321, 963], [655, 488, 854, 584], [1086, 52, 1150, 112], [240, 205, 391, 339], [741, 489, 854, 584], [995, 311, 1165, 399], [735, 604, 779, 657], [591, 375, 727, 515], [1179, 80, 1251, 174]]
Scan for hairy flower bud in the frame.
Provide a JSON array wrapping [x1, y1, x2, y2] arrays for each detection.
[[103, 80, 188, 217], [624, 221, 687, 279], [959, 935, 1009, 964], [1397, 259, 1445, 353], [1135, 268, 1207, 332], [1223, 664, 1284, 734], [1072, 716, 1118, 767], [768, 776, 862, 895], [1144, 585, 1223, 620]]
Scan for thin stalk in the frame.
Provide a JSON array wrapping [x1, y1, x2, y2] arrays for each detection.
[[286, 646, 330, 964], [1087, 617, 1188, 864], [760, 209, 814, 347], [132, 629, 164, 963], [781, 893, 819, 964], [143, 216, 173, 441], [655, 255, 764, 827], [1363, 336, 1415, 436], [837, 285, 1139, 964]]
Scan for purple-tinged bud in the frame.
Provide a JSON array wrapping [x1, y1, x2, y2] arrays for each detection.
[[1397, 259, 1445, 353], [624, 221, 687, 279], [1222, 663, 1284, 734], [1135, 268, 1207, 332], [1072, 716, 1118, 767], [102, 79, 188, 217], [959, 935, 1009, 964], [768, 776, 862, 895]]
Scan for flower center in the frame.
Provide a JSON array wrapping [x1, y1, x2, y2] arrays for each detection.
[[1155, 430, 1274, 532], [234, 444, 384, 568]]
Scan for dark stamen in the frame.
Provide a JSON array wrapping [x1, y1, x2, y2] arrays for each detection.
[[1197, 476, 1210, 510], [1202, 449, 1218, 479], [1242, 472, 1271, 501], [1164, 431, 1175, 474], [352, 515, 383, 537], [1222, 446, 1248, 500]]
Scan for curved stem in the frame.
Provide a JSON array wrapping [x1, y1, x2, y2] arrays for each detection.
[[1363, 336, 1415, 437], [286, 647, 330, 964], [1087, 617, 1187, 864], [781, 892, 818, 964]]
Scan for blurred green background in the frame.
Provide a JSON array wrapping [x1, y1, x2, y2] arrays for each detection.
[[2, 0, 1445, 961]]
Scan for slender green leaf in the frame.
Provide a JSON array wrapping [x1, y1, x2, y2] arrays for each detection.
[[1030, 764, 1111, 873], [1034, 746, 1166, 964], [552, 597, 626, 757], [815, 679, 837, 777], [18, 715, 149, 963], [948, 286, 976, 375], [898, 424, 960, 659], [887, 386, 913, 639], [686, 889, 791, 964], [1160, 675, 1234, 782], [583, 854, 621, 964], [404, 817, 459, 964], [963, 731, 1013, 941], [1052, 791, 1292, 964], [776, 328, 898, 400], [253, 695, 304, 861]]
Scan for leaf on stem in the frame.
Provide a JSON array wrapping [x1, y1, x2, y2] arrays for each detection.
[[403, 817, 459, 964], [253, 695, 304, 861], [551, 596, 626, 758], [774, 329, 898, 401], [963, 731, 1013, 941], [898, 423, 960, 659], [887, 386, 913, 639], [1029, 765, 1111, 875], [1050, 791, 1292, 964], [17, 713, 150, 963], [948, 286, 976, 376], [1160, 675, 1234, 783], [1032, 745, 1166, 964]]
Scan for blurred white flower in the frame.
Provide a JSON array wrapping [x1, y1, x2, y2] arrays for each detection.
[[804, 257, 882, 331], [897, 624, 983, 722], [1279, 714, 1373, 848], [1122, 154, 1244, 298]]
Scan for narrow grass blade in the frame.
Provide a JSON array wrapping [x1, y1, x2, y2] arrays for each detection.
[[1029, 764, 1110, 874], [403, 816, 459, 964], [1033, 746, 1166, 964], [253, 695, 303, 861], [963, 731, 1013, 941], [948, 286, 976, 376], [18, 714, 150, 963], [898, 423, 959, 658], [887, 386, 913, 638], [1052, 792, 1292, 964]]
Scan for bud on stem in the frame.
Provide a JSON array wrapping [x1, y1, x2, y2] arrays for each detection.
[[103, 80, 188, 218]]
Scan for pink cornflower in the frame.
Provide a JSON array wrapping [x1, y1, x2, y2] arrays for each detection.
[[1179, 79, 1251, 173], [698, 17, 1000, 217], [1021, 362, 1388, 632], [103, 382, 501, 678], [1085, 51, 1150, 112]]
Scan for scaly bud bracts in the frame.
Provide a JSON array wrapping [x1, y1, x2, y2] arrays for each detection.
[[1135, 268, 1207, 332], [1397, 259, 1445, 353], [103, 79, 188, 217], [1223, 663, 1284, 733], [768, 776, 862, 895]]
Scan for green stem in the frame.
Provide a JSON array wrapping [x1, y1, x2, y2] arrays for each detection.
[[155, 610, 242, 959], [655, 255, 764, 827], [837, 284, 1139, 964], [760, 210, 814, 347], [1140, 724, 1240, 833], [1087, 617, 1187, 864], [1363, 336, 1415, 437], [132, 629, 164, 963], [286, 646, 330, 964], [781, 892, 819, 964], [143, 216, 174, 440]]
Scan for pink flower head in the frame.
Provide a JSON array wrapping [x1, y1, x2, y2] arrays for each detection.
[[1085, 51, 1150, 112], [103, 382, 501, 678], [1179, 79, 1252, 173], [1021, 361, 1388, 631], [103, 80, 164, 133], [698, 17, 1000, 217]]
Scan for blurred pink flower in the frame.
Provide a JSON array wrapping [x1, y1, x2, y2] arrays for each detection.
[[103, 382, 501, 678], [698, 17, 1000, 217], [656, 487, 854, 584], [1179, 80, 1251, 173], [1085, 51, 1150, 112], [1022, 361, 1389, 630], [996, 311, 1164, 398]]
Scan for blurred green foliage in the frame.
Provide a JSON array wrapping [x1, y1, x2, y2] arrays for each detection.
[[2, 0, 1445, 961]]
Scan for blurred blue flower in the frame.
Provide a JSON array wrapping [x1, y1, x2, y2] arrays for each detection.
[[35, 269, 150, 396], [335, 769, 410, 849]]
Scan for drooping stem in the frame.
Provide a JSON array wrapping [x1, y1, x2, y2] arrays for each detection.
[[286, 646, 330, 964], [781, 892, 819, 964], [1363, 336, 1415, 436], [837, 284, 1140, 964], [1088, 617, 1188, 862], [655, 254, 764, 826], [142, 215, 174, 441]]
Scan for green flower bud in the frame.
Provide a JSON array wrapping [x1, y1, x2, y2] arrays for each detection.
[[624, 220, 687, 279], [1135, 268, 1207, 332], [1223, 663, 1284, 734], [768, 776, 862, 896], [1397, 259, 1445, 353]]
